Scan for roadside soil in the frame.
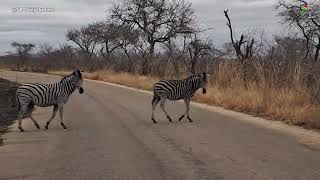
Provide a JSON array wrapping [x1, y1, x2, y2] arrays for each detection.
[[0, 78, 19, 145]]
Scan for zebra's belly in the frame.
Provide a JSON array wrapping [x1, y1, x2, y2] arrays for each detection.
[[167, 97, 183, 101], [167, 95, 191, 101], [31, 97, 56, 107], [32, 102, 55, 107]]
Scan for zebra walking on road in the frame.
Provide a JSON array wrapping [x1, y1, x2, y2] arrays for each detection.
[[15, 70, 84, 132], [151, 72, 207, 123]]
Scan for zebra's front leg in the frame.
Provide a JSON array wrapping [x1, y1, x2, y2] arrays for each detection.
[[160, 98, 173, 123], [45, 105, 58, 130], [186, 100, 193, 122], [151, 95, 160, 123], [58, 105, 68, 129], [179, 99, 191, 122]]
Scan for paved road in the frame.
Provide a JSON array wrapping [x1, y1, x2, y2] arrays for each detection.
[[0, 71, 320, 180]]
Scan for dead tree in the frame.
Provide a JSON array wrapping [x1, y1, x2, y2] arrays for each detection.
[[110, 0, 195, 58], [187, 34, 212, 74], [39, 42, 54, 57], [224, 9, 255, 63], [162, 36, 188, 78], [276, 0, 320, 61], [11, 42, 35, 71], [66, 24, 99, 66]]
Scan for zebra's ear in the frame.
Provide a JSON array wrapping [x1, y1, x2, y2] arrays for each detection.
[[77, 70, 82, 78], [203, 72, 207, 81]]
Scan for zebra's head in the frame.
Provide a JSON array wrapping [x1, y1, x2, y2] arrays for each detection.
[[72, 70, 84, 94], [199, 72, 207, 94]]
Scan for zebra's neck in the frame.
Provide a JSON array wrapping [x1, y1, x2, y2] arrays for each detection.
[[185, 77, 200, 93], [60, 76, 77, 95]]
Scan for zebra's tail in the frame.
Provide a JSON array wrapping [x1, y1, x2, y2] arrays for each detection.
[[12, 89, 20, 111], [14, 93, 20, 110]]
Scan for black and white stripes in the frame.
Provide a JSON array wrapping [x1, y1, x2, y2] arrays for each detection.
[[16, 70, 84, 132], [151, 72, 207, 123]]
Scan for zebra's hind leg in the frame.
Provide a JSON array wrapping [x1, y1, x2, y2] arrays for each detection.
[[17, 106, 27, 132], [58, 105, 68, 129], [160, 98, 173, 123], [30, 116, 40, 130], [45, 105, 58, 130], [151, 94, 160, 123], [186, 100, 193, 123], [27, 103, 40, 129]]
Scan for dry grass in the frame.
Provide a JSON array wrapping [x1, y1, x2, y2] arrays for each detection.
[[49, 61, 320, 130], [193, 85, 318, 127]]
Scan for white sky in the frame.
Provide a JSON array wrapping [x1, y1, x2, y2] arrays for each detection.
[[0, 0, 286, 55]]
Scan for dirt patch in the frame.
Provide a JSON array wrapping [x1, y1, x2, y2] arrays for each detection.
[[0, 78, 20, 145]]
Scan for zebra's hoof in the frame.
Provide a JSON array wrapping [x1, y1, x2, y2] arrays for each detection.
[[61, 123, 68, 129], [167, 116, 173, 123], [152, 118, 158, 123], [45, 122, 49, 130], [35, 124, 40, 130], [179, 116, 184, 121], [187, 116, 193, 122], [19, 127, 25, 132]]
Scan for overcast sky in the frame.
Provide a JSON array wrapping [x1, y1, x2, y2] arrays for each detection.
[[0, 0, 285, 55]]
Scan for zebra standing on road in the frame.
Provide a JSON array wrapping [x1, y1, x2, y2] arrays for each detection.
[[151, 72, 207, 123], [16, 70, 84, 132]]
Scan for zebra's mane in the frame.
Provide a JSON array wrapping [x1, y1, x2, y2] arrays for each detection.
[[186, 74, 201, 80], [60, 73, 75, 83]]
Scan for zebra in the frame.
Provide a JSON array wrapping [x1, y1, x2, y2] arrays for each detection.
[[151, 72, 207, 123], [15, 70, 84, 132]]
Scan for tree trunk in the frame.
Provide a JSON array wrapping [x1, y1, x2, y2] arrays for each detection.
[[315, 46, 319, 62], [315, 37, 320, 62], [149, 42, 155, 59], [190, 58, 197, 74]]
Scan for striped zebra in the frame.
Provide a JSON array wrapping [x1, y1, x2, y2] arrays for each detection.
[[151, 72, 207, 123], [16, 70, 84, 132]]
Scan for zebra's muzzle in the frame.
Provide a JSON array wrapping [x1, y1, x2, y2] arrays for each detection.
[[79, 87, 84, 94], [202, 88, 207, 94]]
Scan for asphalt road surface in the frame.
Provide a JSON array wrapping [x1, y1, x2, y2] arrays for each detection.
[[0, 71, 320, 180]]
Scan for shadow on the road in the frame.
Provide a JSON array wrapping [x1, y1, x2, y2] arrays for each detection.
[[0, 78, 20, 146]]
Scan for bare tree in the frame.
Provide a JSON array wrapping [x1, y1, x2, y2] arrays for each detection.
[[272, 35, 308, 61], [276, 0, 320, 61], [162, 36, 188, 78], [90, 22, 139, 60], [11, 42, 35, 71], [66, 24, 99, 63], [39, 42, 54, 57], [90, 22, 123, 59], [110, 0, 195, 57], [224, 9, 255, 62], [58, 44, 76, 69], [187, 34, 212, 74]]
